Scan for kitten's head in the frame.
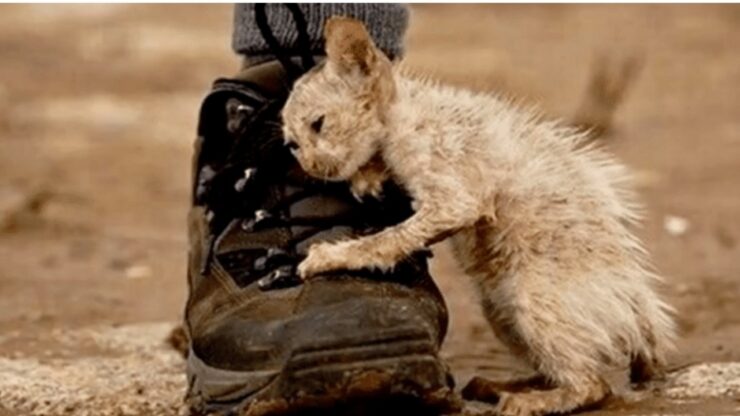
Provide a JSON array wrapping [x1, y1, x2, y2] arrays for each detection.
[[282, 17, 396, 181]]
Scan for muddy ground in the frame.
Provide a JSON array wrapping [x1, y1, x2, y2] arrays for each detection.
[[0, 4, 739, 416]]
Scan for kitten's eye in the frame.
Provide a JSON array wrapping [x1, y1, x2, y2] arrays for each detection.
[[310, 115, 325, 134]]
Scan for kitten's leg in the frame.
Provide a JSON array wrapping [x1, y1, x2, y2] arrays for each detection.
[[477, 276, 613, 416], [630, 352, 660, 385], [495, 379, 610, 416], [461, 374, 551, 403], [298, 193, 478, 278], [467, 320, 611, 415], [629, 323, 669, 387]]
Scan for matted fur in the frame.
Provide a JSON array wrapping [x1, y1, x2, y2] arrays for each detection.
[[281, 17, 675, 416]]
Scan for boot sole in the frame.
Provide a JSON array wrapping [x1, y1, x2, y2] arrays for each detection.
[[186, 334, 458, 415]]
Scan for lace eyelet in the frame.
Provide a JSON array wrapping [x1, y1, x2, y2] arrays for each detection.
[[236, 104, 253, 114], [254, 248, 290, 272], [241, 209, 273, 232], [258, 265, 300, 291], [254, 209, 271, 222], [267, 247, 286, 257], [253, 256, 268, 271], [234, 168, 257, 192], [225, 99, 254, 134]]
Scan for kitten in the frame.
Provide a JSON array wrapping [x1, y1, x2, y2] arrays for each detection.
[[281, 17, 675, 416]]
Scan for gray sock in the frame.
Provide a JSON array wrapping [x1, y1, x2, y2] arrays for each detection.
[[232, 4, 409, 65]]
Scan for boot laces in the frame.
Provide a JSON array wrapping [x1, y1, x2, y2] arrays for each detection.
[[196, 5, 396, 290]]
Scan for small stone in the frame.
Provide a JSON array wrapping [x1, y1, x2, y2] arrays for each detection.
[[663, 215, 690, 236], [124, 265, 152, 280]]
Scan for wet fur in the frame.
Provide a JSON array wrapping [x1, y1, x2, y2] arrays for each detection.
[[281, 17, 676, 416]]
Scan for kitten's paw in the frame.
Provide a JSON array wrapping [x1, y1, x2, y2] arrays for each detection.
[[495, 393, 539, 416], [298, 239, 399, 279], [349, 171, 385, 201], [297, 242, 346, 280]]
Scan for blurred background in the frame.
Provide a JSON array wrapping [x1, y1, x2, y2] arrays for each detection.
[[0, 4, 738, 415]]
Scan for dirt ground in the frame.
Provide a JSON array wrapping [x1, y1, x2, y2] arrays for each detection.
[[1, 4, 739, 416]]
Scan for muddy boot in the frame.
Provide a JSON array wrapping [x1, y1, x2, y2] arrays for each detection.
[[183, 58, 456, 415]]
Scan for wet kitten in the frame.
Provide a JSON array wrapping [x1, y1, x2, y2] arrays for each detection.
[[281, 17, 675, 416]]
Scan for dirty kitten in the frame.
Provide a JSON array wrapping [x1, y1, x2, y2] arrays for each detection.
[[281, 17, 675, 416]]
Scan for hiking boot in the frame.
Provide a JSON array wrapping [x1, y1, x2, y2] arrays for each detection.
[[183, 59, 457, 416]]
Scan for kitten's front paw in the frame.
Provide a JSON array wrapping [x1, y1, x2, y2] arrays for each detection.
[[298, 239, 399, 280], [495, 392, 538, 416], [297, 242, 346, 280], [350, 171, 385, 201]]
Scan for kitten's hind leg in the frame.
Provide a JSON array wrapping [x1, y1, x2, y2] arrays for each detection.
[[476, 269, 615, 415], [495, 378, 610, 416], [461, 369, 609, 416], [461, 374, 551, 403], [630, 351, 665, 387], [630, 306, 672, 386]]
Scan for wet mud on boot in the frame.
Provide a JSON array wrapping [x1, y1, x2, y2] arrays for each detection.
[[183, 7, 457, 412]]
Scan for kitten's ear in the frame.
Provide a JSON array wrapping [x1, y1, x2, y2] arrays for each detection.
[[324, 16, 397, 117], [324, 17, 378, 75]]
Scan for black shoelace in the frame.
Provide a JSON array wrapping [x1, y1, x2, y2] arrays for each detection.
[[254, 3, 315, 83], [195, 4, 403, 291]]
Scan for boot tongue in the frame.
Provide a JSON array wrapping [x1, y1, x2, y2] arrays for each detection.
[[234, 57, 325, 97], [233, 60, 290, 96]]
